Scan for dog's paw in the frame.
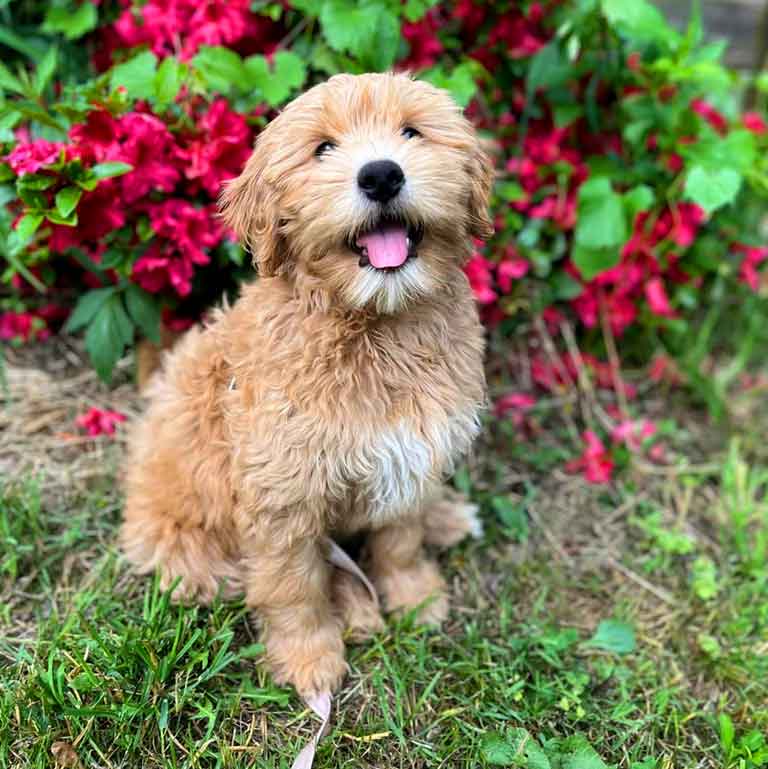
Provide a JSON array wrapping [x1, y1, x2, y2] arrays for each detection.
[[423, 493, 483, 549], [375, 558, 448, 626], [333, 569, 385, 643], [266, 624, 348, 698]]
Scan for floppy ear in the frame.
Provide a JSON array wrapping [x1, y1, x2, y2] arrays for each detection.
[[219, 142, 287, 277], [467, 141, 495, 241]]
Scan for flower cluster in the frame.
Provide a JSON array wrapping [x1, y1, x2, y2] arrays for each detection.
[[76, 407, 127, 437], [2, 0, 767, 484]]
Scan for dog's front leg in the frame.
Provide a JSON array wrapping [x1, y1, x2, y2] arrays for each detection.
[[369, 516, 449, 625], [244, 527, 347, 697]]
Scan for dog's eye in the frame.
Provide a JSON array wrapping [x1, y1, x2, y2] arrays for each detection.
[[402, 126, 421, 139], [315, 141, 336, 158]]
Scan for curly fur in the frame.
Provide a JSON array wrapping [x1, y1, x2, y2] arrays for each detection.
[[121, 72, 492, 697]]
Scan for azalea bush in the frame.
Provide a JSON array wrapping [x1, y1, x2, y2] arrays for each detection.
[[2, 1, 768, 471]]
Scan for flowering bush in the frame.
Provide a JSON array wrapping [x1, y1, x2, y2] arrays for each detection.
[[1, 1, 767, 478]]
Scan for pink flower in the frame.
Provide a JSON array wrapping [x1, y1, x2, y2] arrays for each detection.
[[497, 256, 529, 292], [743, 111, 767, 135], [118, 113, 180, 203], [691, 99, 728, 135], [734, 243, 768, 291], [649, 354, 683, 385], [465, 254, 497, 304], [611, 419, 657, 449], [644, 278, 676, 318], [132, 200, 221, 296], [400, 11, 444, 71], [176, 99, 252, 196], [49, 180, 126, 254], [4, 139, 62, 175], [495, 392, 536, 418], [76, 407, 126, 437], [566, 431, 614, 484], [0, 311, 42, 342]]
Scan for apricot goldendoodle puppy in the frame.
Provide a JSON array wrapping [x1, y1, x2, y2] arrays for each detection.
[[121, 72, 493, 697]]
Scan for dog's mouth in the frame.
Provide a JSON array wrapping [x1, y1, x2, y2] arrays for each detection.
[[348, 215, 424, 271]]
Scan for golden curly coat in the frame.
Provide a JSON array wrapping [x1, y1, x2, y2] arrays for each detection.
[[121, 72, 493, 697]]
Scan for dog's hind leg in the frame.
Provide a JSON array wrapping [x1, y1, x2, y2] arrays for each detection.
[[121, 494, 242, 604], [422, 487, 483, 549]]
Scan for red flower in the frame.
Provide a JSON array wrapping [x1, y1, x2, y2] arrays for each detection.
[[49, 180, 126, 254], [644, 278, 676, 318], [132, 200, 221, 296], [0, 311, 45, 342], [118, 113, 180, 203], [176, 99, 252, 196], [465, 253, 497, 304], [495, 392, 537, 432], [400, 10, 444, 71], [76, 407, 126, 437], [4, 139, 63, 176], [497, 255, 529, 292], [611, 418, 656, 449], [743, 111, 768, 136], [733, 243, 768, 291], [111, 0, 276, 60], [69, 109, 122, 162], [566, 431, 614, 484], [691, 99, 728, 135]]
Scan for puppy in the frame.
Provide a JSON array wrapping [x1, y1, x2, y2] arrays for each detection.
[[121, 72, 493, 697]]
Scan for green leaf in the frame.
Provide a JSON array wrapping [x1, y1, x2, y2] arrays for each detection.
[[601, 0, 676, 45], [575, 177, 627, 249], [572, 244, 620, 280], [366, 8, 400, 71], [192, 46, 244, 94], [403, 0, 439, 22], [64, 287, 117, 333], [34, 46, 58, 96], [85, 295, 133, 382], [584, 619, 636, 655], [551, 269, 583, 300], [17, 174, 56, 191], [245, 51, 307, 106], [691, 556, 719, 600], [527, 43, 570, 93], [480, 732, 516, 765], [719, 713, 735, 755], [43, 3, 98, 40], [623, 184, 654, 221], [497, 181, 525, 202], [319, 0, 382, 60], [507, 729, 551, 769], [684, 165, 741, 214], [0, 61, 23, 94], [491, 496, 529, 541], [0, 25, 46, 60], [154, 57, 184, 106], [45, 209, 78, 226], [125, 284, 161, 344], [421, 62, 478, 107], [55, 186, 82, 218], [110, 51, 158, 101], [91, 162, 134, 180], [15, 213, 44, 243]]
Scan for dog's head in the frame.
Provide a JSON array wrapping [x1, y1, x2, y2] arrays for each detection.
[[220, 72, 494, 313]]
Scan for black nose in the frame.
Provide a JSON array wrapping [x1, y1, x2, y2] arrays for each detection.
[[357, 160, 405, 203]]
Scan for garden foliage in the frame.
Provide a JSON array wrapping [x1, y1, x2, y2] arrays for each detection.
[[1, 1, 767, 434]]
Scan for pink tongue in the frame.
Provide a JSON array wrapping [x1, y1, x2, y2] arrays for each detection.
[[358, 226, 408, 269]]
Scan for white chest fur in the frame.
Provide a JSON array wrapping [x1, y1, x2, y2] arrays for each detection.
[[347, 405, 481, 524]]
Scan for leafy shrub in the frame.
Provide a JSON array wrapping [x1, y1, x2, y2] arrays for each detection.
[[1, 2, 767, 439]]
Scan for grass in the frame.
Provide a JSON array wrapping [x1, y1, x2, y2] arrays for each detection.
[[2, 424, 767, 769]]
